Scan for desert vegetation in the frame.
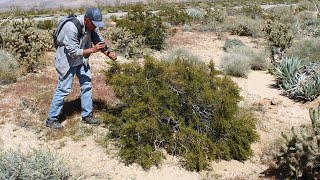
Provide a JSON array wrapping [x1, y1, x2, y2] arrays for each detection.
[[0, 0, 320, 179]]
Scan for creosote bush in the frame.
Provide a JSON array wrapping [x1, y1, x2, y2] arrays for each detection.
[[102, 55, 258, 171], [0, 148, 71, 180], [272, 104, 320, 179], [0, 50, 18, 84], [115, 4, 167, 50]]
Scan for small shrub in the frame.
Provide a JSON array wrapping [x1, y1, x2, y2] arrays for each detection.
[[272, 104, 320, 179], [242, 2, 262, 19], [286, 37, 320, 63], [106, 27, 146, 58], [115, 4, 167, 50], [0, 148, 71, 180], [36, 19, 56, 30], [250, 50, 270, 70], [221, 45, 269, 76], [103, 56, 258, 171], [196, 21, 218, 32], [228, 16, 264, 38], [185, 7, 205, 23], [182, 24, 192, 32], [163, 47, 201, 62], [223, 38, 245, 52], [159, 5, 192, 26], [220, 47, 252, 77], [272, 56, 320, 101], [201, 8, 227, 24], [0, 50, 18, 84]]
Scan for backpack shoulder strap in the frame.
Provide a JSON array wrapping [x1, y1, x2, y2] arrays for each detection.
[[69, 18, 82, 40]]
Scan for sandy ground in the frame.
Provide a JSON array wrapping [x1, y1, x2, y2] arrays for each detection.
[[0, 30, 319, 179]]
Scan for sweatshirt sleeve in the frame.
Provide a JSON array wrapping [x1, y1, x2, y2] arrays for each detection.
[[63, 23, 83, 57], [91, 29, 109, 52]]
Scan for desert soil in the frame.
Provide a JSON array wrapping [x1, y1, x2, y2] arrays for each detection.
[[0, 29, 319, 179]]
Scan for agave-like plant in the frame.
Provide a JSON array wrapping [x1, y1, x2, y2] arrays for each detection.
[[273, 57, 320, 101]]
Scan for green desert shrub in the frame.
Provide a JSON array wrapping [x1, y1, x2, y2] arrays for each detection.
[[294, 18, 320, 37], [228, 16, 264, 38], [36, 19, 56, 30], [0, 50, 18, 84], [241, 1, 262, 19], [272, 104, 320, 179], [102, 56, 258, 171], [272, 56, 320, 101], [286, 37, 320, 63], [159, 6, 192, 26], [115, 4, 167, 50], [223, 38, 245, 52], [0, 19, 51, 74], [105, 27, 146, 58], [0, 148, 71, 180], [201, 8, 227, 24]]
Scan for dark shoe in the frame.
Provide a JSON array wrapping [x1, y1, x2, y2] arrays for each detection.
[[82, 115, 101, 125], [44, 119, 63, 129]]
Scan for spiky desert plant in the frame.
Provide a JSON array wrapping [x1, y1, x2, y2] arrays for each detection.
[[262, 19, 293, 62], [0, 148, 71, 180], [0, 50, 18, 84], [274, 104, 320, 179], [1, 18, 51, 74], [102, 55, 258, 171], [273, 57, 320, 101], [106, 27, 145, 58]]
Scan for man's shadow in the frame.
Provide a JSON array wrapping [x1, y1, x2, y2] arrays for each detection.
[[59, 98, 108, 122]]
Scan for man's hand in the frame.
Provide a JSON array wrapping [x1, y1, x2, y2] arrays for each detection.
[[93, 42, 106, 53], [106, 51, 117, 61], [83, 42, 106, 56]]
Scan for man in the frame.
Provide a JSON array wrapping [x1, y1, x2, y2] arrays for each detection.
[[45, 8, 117, 129]]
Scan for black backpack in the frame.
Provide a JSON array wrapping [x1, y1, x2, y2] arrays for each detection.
[[53, 14, 82, 49]]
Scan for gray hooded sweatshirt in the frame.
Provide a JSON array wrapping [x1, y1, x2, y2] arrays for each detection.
[[55, 15, 106, 79]]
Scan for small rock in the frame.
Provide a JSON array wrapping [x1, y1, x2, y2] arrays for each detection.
[[271, 98, 282, 105]]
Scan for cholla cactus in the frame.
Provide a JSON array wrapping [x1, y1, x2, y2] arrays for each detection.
[[262, 20, 293, 62], [106, 27, 145, 58], [0, 18, 51, 74], [275, 104, 320, 179]]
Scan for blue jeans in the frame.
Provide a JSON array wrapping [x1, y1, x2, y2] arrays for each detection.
[[48, 64, 93, 121]]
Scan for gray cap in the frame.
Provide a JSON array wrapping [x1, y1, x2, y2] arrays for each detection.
[[85, 8, 105, 28]]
